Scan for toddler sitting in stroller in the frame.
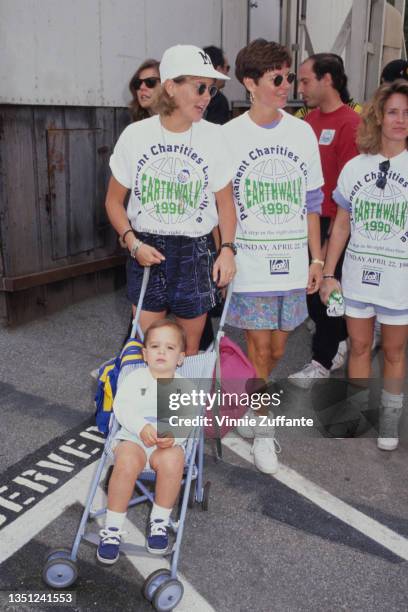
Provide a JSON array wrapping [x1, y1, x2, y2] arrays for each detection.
[[97, 319, 189, 564]]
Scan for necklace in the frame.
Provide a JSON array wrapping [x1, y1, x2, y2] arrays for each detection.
[[159, 119, 194, 212]]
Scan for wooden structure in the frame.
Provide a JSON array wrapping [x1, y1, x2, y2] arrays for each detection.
[[0, 106, 129, 324]]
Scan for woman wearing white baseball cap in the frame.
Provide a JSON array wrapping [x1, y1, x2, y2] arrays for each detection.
[[105, 44, 237, 355]]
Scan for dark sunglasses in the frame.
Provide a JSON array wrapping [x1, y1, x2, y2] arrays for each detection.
[[271, 72, 296, 87], [132, 77, 160, 90], [376, 160, 390, 189], [193, 82, 218, 97]]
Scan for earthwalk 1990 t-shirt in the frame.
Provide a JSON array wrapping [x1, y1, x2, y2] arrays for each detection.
[[334, 150, 408, 309], [222, 110, 324, 292], [109, 115, 234, 237]]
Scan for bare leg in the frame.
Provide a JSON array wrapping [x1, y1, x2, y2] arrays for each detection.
[[246, 329, 289, 381], [346, 316, 374, 379], [381, 324, 408, 394], [107, 442, 147, 513], [149, 446, 185, 508], [175, 313, 207, 356], [131, 306, 167, 334]]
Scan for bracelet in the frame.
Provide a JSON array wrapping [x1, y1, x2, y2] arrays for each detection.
[[122, 227, 134, 242], [130, 239, 144, 259], [119, 228, 134, 248], [311, 258, 325, 266], [323, 274, 336, 279]]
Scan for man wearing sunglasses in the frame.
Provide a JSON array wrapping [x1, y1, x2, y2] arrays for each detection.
[[203, 46, 230, 125], [289, 53, 361, 389]]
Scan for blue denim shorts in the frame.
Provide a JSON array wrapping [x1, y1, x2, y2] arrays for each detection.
[[127, 232, 220, 319]]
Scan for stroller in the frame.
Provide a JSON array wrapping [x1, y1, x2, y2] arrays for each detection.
[[42, 267, 232, 612]]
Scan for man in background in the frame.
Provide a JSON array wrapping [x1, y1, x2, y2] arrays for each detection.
[[289, 53, 360, 388], [203, 45, 230, 124]]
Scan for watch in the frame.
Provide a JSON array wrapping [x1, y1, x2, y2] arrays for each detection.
[[220, 242, 237, 256]]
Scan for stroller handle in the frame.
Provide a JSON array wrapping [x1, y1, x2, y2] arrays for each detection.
[[130, 266, 233, 342]]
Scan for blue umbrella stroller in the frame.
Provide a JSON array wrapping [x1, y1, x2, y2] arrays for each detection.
[[42, 267, 232, 611]]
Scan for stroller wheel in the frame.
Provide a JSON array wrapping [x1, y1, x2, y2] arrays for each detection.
[[142, 568, 171, 602], [152, 578, 184, 611], [201, 481, 211, 511], [187, 483, 196, 508], [42, 558, 78, 589], [44, 548, 72, 563]]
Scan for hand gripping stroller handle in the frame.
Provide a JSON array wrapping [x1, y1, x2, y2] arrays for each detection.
[[130, 266, 150, 341], [131, 268, 233, 344]]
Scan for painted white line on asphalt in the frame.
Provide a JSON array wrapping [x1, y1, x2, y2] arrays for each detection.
[[0, 461, 216, 611], [0, 462, 97, 564], [85, 488, 216, 611], [222, 434, 408, 561]]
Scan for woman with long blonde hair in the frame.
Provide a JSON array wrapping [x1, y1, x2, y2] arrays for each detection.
[[321, 79, 408, 451]]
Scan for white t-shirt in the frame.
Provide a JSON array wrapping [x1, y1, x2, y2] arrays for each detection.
[[113, 367, 194, 446], [222, 111, 324, 292], [335, 150, 408, 309], [109, 115, 234, 237]]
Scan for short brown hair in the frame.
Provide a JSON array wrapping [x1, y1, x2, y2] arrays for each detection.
[[156, 76, 185, 116], [357, 79, 408, 154], [144, 319, 186, 352], [235, 39, 291, 85], [129, 59, 160, 122]]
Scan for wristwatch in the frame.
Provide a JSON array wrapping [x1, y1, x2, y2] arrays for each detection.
[[220, 242, 237, 256]]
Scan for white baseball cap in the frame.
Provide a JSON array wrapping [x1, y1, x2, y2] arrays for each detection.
[[160, 44, 230, 82]]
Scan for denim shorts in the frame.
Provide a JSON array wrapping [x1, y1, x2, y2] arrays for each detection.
[[127, 232, 220, 319]]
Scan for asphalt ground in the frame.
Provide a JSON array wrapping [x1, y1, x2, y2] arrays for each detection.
[[0, 288, 407, 612]]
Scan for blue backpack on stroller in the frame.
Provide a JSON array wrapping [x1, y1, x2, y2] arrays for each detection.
[[94, 338, 144, 436]]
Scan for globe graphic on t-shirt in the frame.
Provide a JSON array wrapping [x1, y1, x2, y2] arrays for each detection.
[[242, 157, 305, 225], [353, 180, 406, 242], [137, 154, 204, 225]]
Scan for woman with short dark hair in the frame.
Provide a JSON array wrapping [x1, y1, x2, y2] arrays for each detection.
[[222, 39, 324, 473]]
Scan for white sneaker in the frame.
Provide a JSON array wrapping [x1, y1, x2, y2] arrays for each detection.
[[251, 436, 281, 474], [235, 408, 259, 438], [288, 360, 330, 389], [331, 340, 348, 371], [377, 405, 402, 451]]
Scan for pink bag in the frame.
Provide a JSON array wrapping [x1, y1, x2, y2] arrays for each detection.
[[205, 335, 258, 439]]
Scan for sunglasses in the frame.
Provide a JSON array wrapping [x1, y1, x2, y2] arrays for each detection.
[[270, 72, 296, 87], [190, 82, 218, 97], [376, 159, 390, 189], [132, 77, 160, 90]]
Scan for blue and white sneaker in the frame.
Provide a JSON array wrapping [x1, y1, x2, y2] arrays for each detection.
[[146, 519, 169, 555], [97, 527, 124, 565]]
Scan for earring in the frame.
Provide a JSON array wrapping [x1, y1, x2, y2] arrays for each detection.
[[249, 91, 255, 104]]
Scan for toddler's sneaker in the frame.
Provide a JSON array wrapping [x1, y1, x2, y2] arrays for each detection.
[[288, 360, 330, 389], [377, 405, 403, 451], [146, 519, 169, 555], [97, 527, 124, 565]]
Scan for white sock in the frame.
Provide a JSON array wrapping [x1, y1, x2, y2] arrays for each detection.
[[381, 389, 403, 409], [105, 510, 126, 531], [150, 503, 171, 525]]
